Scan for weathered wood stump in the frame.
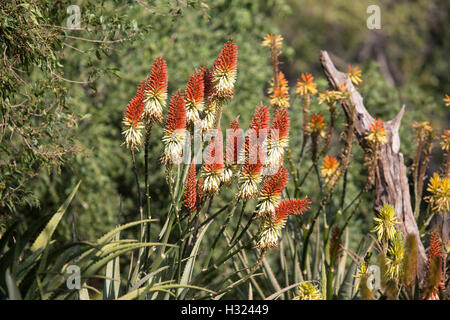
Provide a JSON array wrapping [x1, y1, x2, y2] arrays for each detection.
[[320, 50, 427, 284]]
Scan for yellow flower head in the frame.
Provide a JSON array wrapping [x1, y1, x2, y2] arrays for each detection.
[[296, 73, 317, 97], [386, 230, 404, 280], [440, 130, 450, 152], [425, 173, 450, 214], [366, 118, 388, 146], [443, 94, 450, 107], [348, 65, 362, 86], [293, 282, 323, 300], [354, 263, 368, 279], [267, 72, 290, 108], [372, 204, 399, 243], [318, 89, 340, 106], [262, 34, 283, 52]]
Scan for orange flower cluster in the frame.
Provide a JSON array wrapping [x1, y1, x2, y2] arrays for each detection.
[[296, 73, 317, 97], [366, 118, 388, 146], [268, 72, 290, 108]]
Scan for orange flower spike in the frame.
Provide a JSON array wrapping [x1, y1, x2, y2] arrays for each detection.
[[307, 113, 326, 136], [185, 70, 205, 124], [184, 164, 197, 213], [266, 109, 290, 168], [320, 155, 339, 186], [425, 230, 445, 299], [366, 118, 388, 146], [348, 65, 362, 86], [202, 66, 215, 100], [296, 73, 317, 97], [256, 197, 311, 249], [201, 136, 224, 194], [268, 72, 290, 108], [443, 94, 450, 107], [441, 129, 450, 152], [212, 40, 238, 99], [274, 198, 312, 222], [162, 90, 187, 164], [143, 57, 168, 122], [122, 80, 146, 150], [257, 166, 289, 217]]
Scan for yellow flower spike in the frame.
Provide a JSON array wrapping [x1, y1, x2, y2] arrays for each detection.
[[386, 230, 404, 281], [443, 94, 450, 107], [320, 155, 339, 187], [366, 118, 388, 146], [348, 65, 363, 86], [261, 34, 283, 52], [372, 204, 399, 243], [296, 73, 318, 97], [440, 130, 450, 152], [425, 173, 450, 214], [292, 282, 323, 300]]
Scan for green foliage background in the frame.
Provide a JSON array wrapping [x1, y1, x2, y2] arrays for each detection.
[[1, 0, 448, 270]]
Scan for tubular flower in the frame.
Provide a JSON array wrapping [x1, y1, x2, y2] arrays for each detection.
[[366, 118, 388, 146], [347, 65, 362, 86], [256, 166, 289, 218], [201, 100, 217, 132], [256, 198, 311, 249], [372, 204, 399, 243], [292, 282, 323, 300], [386, 230, 404, 280], [241, 105, 270, 165], [162, 90, 187, 164], [238, 106, 270, 199], [143, 57, 168, 122], [261, 34, 283, 52], [444, 94, 450, 107], [440, 130, 450, 152], [184, 164, 197, 213], [320, 155, 339, 186], [295, 73, 317, 97], [122, 80, 145, 150], [201, 136, 224, 195], [212, 40, 238, 99], [267, 72, 290, 108], [266, 109, 290, 168], [238, 163, 263, 200], [306, 113, 326, 137], [425, 173, 450, 214], [185, 70, 204, 125]]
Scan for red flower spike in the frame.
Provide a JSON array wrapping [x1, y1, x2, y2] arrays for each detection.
[[261, 166, 289, 197], [143, 57, 168, 121], [204, 135, 224, 172], [185, 70, 204, 105], [146, 57, 168, 97], [124, 80, 145, 127], [164, 90, 186, 135], [202, 66, 215, 99], [212, 40, 238, 98], [270, 108, 290, 140], [274, 198, 312, 223], [184, 164, 197, 213]]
